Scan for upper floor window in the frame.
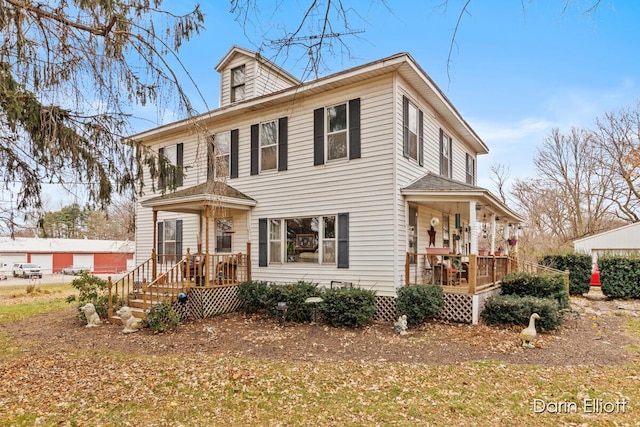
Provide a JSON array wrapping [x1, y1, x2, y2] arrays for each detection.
[[260, 120, 278, 171], [313, 98, 361, 165], [208, 132, 230, 180], [327, 103, 348, 160], [158, 143, 183, 190], [251, 117, 288, 175], [440, 130, 453, 178], [466, 153, 476, 185], [231, 65, 245, 102], [402, 95, 423, 165]]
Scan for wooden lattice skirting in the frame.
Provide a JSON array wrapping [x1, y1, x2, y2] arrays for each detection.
[[177, 286, 242, 320], [171, 285, 501, 325]]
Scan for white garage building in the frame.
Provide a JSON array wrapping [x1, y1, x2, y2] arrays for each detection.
[[574, 222, 640, 262]]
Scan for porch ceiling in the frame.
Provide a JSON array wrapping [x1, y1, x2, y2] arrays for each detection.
[[141, 181, 257, 214], [401, 172, 525, 223]]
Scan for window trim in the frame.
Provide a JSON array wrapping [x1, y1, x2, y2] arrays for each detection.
[[326, 101, 349, 162], [439, 130, 453, 178], [158, 142, 183, 189], [208, 131, 231, 180], [260, 120, 278, 172], [466, 153, 476, 185], [230, 64, 246, 103]]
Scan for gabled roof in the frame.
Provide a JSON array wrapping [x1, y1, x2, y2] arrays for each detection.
[[141, 181, 257, 214], [402, 172, 524, 223], [214, 45, 301, 86], [131, 49, 488, 155]]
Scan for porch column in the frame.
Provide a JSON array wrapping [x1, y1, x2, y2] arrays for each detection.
[[468, 201, 478, 254], [205, 205, 211, 287], [489, 213, 497, 254]]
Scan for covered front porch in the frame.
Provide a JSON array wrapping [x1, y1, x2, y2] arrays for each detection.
[[402, 173, 525, 295], [108, 181, 256, 319]]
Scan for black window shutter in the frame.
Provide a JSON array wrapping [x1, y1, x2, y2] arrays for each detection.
[[250, 124, 259, 175], [176, 219, 183, 257], [348, 98, 361, 159], [448, 137, 453, 178], [278, 117, 288, 171], [231, 129, 239, 178], [176, 143, 184, 186], [207, 137, 214, 181], [402, 96, 410, 158], [418, 110, 424, 167], [157, 221, 164, 262], [313, 107, 324, 165], [337, 213, 349, 268], [158, 147, 165, 190], [439, 129, 444, 175], [258, 218, 268, 267]]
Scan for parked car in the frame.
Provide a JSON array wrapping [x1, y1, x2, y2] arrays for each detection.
[[61, 265, 89, 275], [0, 260, 8, 280], [12, 263, 43, 279]]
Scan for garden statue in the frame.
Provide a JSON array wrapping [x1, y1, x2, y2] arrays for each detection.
[[520, 313, 540, 349], [116, 306, 143, 334], [80, 303, 101, 327], [394, 314, 408, 335]]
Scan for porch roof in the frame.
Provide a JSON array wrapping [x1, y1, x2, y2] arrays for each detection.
[[141, 181, 257, 214], [401, 172, 525, 223]]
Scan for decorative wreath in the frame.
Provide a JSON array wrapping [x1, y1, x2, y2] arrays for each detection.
[[430, 217, 440, 227]]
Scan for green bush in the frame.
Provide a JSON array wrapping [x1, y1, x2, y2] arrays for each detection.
[[66, 273, 114, 322], [145, 302, 181, 333], [265, 281, 322, 323], [237, 280, 269, 313], [599, 255, 640, 299], [481, 295, 561, 331], [320, 287, 377, 328], [500, 271, 569, 309], [540, 253, 591, 295], [396, 284, 444, 327]]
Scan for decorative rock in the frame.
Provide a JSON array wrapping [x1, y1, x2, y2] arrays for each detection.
[[80, 303, 101, 327], [394, 315, 408, 335], [116, 306, 143, 334]]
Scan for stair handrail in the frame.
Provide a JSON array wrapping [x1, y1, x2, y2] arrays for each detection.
[[108, 256, 154, 319]]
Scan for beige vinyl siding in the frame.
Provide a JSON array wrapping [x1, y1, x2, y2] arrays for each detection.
[[254, 63, 296, 98]]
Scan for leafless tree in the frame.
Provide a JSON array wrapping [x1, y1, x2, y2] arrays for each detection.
[[489, 163, 511, 204], [591, 102, 640, 222]]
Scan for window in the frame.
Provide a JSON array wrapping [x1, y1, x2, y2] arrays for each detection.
[[322, 216, 336, 264], [157, 219, 182, 264], [216, 218, 233, 252], [327, 103, 348, 160], [440, 130, 453, 178], [251, 118, 288, 174], [158, 143, 183, 189], [269, 219, 282, 263], [466, 153, 475, 185], [408, 206, 417, 264], [259, 214, 349, 268], [231, 65, 245, 102], [402, 96, 423, 165], [442, 215, 450, 249], [406, 102, 418, 160], [314, 98, 360, 165], [260, 121, 278, 171], [208, 132, 230, 179]]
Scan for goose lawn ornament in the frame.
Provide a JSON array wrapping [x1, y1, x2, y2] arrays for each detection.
[[520, 313, 540, 349]]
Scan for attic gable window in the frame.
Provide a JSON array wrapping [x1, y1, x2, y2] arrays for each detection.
[[230, 65, 245, 102]]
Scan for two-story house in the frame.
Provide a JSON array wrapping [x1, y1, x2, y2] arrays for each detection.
[[129, 46, 523, 323]]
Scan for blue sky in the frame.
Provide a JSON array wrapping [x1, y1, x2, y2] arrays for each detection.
[[157, 0, 640, 193]]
